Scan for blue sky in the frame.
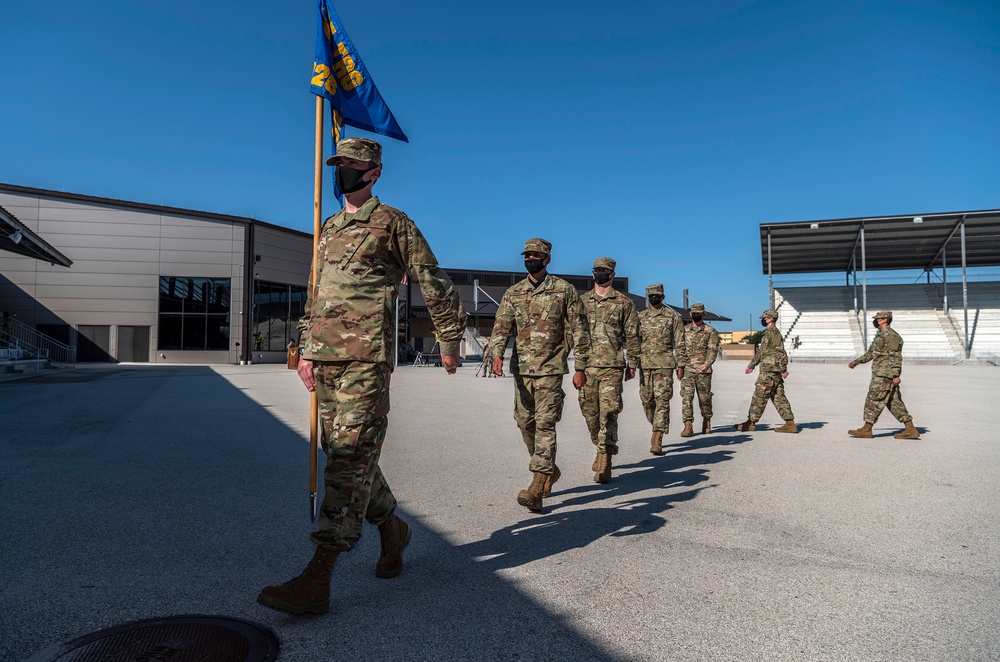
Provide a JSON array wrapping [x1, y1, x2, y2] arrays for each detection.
[[2, 1, 998, 330]]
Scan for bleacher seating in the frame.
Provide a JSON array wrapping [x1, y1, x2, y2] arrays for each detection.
[[940, 281, 1000, 358], [774, 287, 857, 360], [772, 282, 999, 362]]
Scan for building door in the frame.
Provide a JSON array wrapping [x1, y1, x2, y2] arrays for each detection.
[[77, 325, 112, 362], [117, 326, 150, 363]]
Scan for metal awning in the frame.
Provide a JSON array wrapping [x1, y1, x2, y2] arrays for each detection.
[[759, 210, 1000, 275], [0, 205, 73, 267]]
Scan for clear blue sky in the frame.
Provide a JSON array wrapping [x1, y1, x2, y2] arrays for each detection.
[[3, 1, 998, 330]]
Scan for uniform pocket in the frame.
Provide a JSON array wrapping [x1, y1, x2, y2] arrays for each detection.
[[328, 226, 371, 273]]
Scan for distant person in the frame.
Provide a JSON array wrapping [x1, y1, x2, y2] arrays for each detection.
[[848, 311, 919, 439], [257, 137, 467, 616], [487, 238, 590, 512], [736, 309, 798, 433], [637, 284, 688, 454], [680, 303, 720, 437], [254, 331, 263, 351], [577, 257, 640, 483]]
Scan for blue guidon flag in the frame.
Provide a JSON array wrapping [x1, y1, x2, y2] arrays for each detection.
[[311, 1, 409, 149]]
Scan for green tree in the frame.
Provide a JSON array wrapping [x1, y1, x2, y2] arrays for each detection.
[[745, 330, 765, 346]]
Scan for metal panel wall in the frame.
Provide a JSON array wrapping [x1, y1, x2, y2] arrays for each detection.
[[253, 225, 311, 287], [0, 190, 253, 363]]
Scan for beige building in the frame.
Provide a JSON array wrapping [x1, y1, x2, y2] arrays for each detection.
[[719, 330, 754, 345]]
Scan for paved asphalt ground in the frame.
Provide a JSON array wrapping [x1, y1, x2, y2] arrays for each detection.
[[2, 360, 999, 661]]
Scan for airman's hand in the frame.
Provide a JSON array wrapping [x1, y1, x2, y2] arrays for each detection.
[[297, 358, 316, 392], [700, 364, 709, 373], [572, 371, 586, 390], [676, 367, 684, 380], [492, 355, 504, 376], [848, 361, 857, 369], [442, 353, 461, 374], [624, 367, 636, 382], [745, 366, 753, 374], [781, 370, 789, 379], [892, 376, 900, 386]]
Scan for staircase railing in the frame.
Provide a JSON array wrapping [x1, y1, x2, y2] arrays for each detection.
[[1, 318, 77, 367]]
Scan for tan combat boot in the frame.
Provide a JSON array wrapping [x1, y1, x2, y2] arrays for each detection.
[[735, 419, 756, 432], [848, 422, 874, 438], [680, 421, 694, 438], [702, 419, 712, 434], [375, 514, 411, 579], [517, 472, 547, 512], [541, 464, 561, 497], [650, 431, 664, 455], [775, 420, 799, 433], [592, 450, 601, 472], [257, 545, 340, 615], [894, 421, 920, 439], [594, 453, 612, 484]]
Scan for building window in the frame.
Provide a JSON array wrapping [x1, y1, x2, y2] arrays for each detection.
[[158, 277, 231, 350], [252, 280, 308, 351]]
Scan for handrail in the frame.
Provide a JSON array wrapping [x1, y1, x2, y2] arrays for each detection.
[[1, 318, 77, 367]]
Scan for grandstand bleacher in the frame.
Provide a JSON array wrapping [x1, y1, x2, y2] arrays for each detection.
[[774, 282, 1000, 363]]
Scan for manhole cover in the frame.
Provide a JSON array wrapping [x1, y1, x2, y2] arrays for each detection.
[[26, 615, 279, 662]]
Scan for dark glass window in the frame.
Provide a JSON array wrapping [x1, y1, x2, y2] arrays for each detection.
[[158, 315, 183, 350], [158, 277, 231, 351], [251, 280, 308, 352]]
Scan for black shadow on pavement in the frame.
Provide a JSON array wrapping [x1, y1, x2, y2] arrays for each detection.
[[0, 366, 620, 662], [462, 437, 753, 571]]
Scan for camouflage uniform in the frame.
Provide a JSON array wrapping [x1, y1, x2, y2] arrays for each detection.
[[854, 321, 912, 425], [487, 241, 591, 476], [637, 284, 688, 433], [681, 305, 720, 422], [300, 183, 466, 550], [578, 257, 640, 455], [745, 312, 794, 423]]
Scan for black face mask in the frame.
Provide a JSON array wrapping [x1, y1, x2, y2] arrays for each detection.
[[691, 314, 703, 322], [524, 258, 546, 275], [648, 295, 663, 306], [873, 320, 882, 329], [593, 270, 613, 285], [761, 319, 769, 327], [335, 165, 375, 194]]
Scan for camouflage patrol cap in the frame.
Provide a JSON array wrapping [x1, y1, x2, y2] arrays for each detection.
[[326, 137, 382, 167], [690, 303, 705, 314], [521, 238, 552, 256], [646, 284, 664, 296], [593, 257, 616, 271], [873, 310, 893, 321], [761, 309, 779, 319]]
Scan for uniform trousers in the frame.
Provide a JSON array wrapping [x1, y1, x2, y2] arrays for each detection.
[[311, 361, 396, 550], [578, 366, 624, 455], [513, 374, 564, 474], [864, 376, 912, 424], [640, 368, 674, 433], [681, 371, 713, 421], [748, 371, 794, 422]]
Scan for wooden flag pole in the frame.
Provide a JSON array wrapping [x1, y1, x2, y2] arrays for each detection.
[[309, 95, 324, 521]]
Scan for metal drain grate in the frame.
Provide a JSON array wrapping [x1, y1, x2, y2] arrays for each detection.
[[26, 615, 279, 662]]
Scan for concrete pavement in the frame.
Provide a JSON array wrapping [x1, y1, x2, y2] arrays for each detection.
[[1, 360, 998, 661]]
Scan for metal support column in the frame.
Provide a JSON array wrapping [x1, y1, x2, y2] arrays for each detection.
[[961, 218, 969, 359], [942, 248, 948, 315], [861, 224, 868, 347], [767, 229, 774, 309], [851, 253, 858, 312], [473, 279, 479, 333]]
